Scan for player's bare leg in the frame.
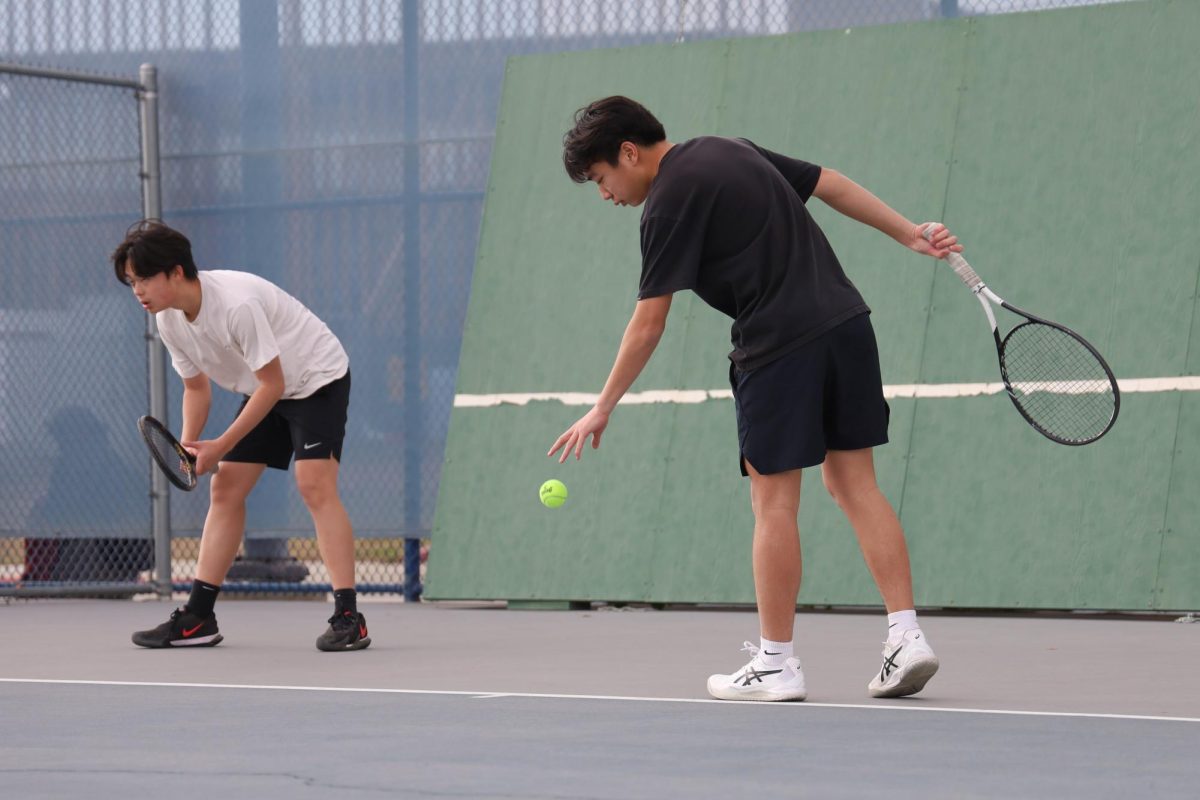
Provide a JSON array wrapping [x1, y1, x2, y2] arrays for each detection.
[[196, 462, 266, 584], [295, 456, 355, 590], [821, 447, 913, 612], [823, 447, 937, 697], [746, 459, 804, 641], [706, 459, 807, 701]]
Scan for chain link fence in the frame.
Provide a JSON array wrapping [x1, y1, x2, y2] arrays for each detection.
[[0, 0, 1131, 598], [0, 65, 156, 596]]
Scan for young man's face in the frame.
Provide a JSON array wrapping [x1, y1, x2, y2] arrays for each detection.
[[124, 262, 180, 314], [587, 142, 653, 208]]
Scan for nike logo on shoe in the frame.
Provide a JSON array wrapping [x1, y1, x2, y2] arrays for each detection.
[[303, 442, 322, 450], [359, 625, 368, 638], [182, 623, 205, 637], [763, 650, 782, 656]]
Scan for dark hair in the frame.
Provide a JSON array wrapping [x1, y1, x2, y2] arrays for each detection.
[[111, 219, 198, 285], [562, 96, 666, 183]]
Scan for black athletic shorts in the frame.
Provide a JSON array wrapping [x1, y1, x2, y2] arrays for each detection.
[[729, 314, 889, 476], [224, 370, 351, 470]]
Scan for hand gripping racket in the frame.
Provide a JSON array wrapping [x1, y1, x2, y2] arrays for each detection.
[[925, 228, 1119, 445], [137, 415, 218, 491]]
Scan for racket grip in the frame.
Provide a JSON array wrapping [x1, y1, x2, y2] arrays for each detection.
[[922, 224, 983, 290], [944, 252, 983, 290]]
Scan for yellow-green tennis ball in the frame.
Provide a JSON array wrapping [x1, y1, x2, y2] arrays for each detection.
[[539, 479, 568, 509]]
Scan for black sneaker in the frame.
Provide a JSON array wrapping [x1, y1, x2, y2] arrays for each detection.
[[132, 607, 223, 649], [316, 610, 370, 652]]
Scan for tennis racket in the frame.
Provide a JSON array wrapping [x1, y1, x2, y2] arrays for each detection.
[[137, 415, 218, 491], [925, 228, 1119, 445]]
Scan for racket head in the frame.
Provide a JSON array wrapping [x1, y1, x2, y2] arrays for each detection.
[[998, 320, 1120, 445], [137, 415, 198, 490]]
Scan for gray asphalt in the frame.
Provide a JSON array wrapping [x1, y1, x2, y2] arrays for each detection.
[[1, 601, 1197, 798]]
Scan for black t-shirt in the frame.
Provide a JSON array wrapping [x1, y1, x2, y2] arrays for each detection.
[[638, 136, 868, 371]]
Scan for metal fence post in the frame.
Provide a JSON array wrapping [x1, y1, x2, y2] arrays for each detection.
[[137, 63, 171, 599], [403, 0, 423, 602]]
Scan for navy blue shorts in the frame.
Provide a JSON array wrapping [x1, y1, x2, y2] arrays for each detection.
[[224, 371, 351, 471], [729, 314, 889, 476]]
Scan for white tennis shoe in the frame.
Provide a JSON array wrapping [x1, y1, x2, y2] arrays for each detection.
[[707, 641, 807, 702], [868, 628, 939, 698]]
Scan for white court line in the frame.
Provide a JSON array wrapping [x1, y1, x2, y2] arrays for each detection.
[[3, 678, 1197, 723], [453, 376, 1200, 407]]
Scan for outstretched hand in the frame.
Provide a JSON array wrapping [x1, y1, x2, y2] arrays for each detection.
[[906, 222, 962, 259], [548, 407, 610, 464]]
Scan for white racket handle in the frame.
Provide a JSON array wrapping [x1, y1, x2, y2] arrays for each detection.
[[922, 224, 982, 290]]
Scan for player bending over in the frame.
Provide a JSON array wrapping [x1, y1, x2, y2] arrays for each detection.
[[549, 97, 962, 701], [115, 220, 370, 652]]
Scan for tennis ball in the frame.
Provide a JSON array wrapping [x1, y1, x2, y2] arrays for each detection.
[[539, 479, 568, 509]]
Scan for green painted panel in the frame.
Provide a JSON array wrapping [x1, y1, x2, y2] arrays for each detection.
[[901, 392, 1176, 609], [924, 1, 1200, 385], [1158, 284, 1200, 610], [427, 402, 671, 601], [429, 1, 1200, 610]]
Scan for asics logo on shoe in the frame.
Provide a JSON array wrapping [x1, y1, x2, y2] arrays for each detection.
[[880, 646, 903, 680], [736, 668, 783, 686], [182, 623, 205, 637]]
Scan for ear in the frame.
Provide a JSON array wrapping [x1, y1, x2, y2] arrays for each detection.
[[621, 141, 639, 165], [169, 264, 185, 281]]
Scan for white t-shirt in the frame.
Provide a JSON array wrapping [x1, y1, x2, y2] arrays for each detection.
[[156, 270, 349, 399]]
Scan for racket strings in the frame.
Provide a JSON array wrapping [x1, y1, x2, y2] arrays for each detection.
[[1001, 323, 1117, 444], [145, 424, 194, 483]]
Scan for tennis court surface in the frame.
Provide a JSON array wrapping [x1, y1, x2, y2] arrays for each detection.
[[3, 600, 1196, 799]]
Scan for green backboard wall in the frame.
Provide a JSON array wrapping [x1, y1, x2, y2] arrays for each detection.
[[427, 1, 1200, 611]]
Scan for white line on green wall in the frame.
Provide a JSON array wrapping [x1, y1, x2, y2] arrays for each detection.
[[453, 376, 1200, 407]]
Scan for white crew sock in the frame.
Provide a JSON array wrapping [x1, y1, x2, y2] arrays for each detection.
[[758, 637, 793, 667], [887, 609, 919, 644]]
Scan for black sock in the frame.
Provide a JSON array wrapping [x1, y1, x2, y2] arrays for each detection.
[[185, 579, 221, 618], [333, 588, 357, 617]]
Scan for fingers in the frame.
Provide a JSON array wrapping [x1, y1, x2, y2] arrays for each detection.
[[547, 431, 569, 458], [556, 429, 576, 464], [920, 222, 962, 258]]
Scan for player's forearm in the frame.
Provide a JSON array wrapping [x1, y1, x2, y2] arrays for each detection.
[[815, 170, 916, 244], [180, 385, 211, 443], [217, 382, 284, 453], [595, 322, 663, 415]]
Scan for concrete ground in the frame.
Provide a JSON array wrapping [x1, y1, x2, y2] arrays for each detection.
[[1, 600, 1197, 798]]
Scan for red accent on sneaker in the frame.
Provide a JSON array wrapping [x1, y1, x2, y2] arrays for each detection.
[[359, 624, 367, 638], [182, 623, 205, 637]]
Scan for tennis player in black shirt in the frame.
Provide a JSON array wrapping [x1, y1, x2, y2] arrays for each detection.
[[549, 96, 963, 701]]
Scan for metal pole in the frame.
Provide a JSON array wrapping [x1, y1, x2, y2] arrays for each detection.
[[0, 61, 142, 89], [402, 0, 423, 602], [137, 63, 172, 599]]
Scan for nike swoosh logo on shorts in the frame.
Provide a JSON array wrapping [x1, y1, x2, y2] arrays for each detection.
[[303, 442, 322, 450]]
